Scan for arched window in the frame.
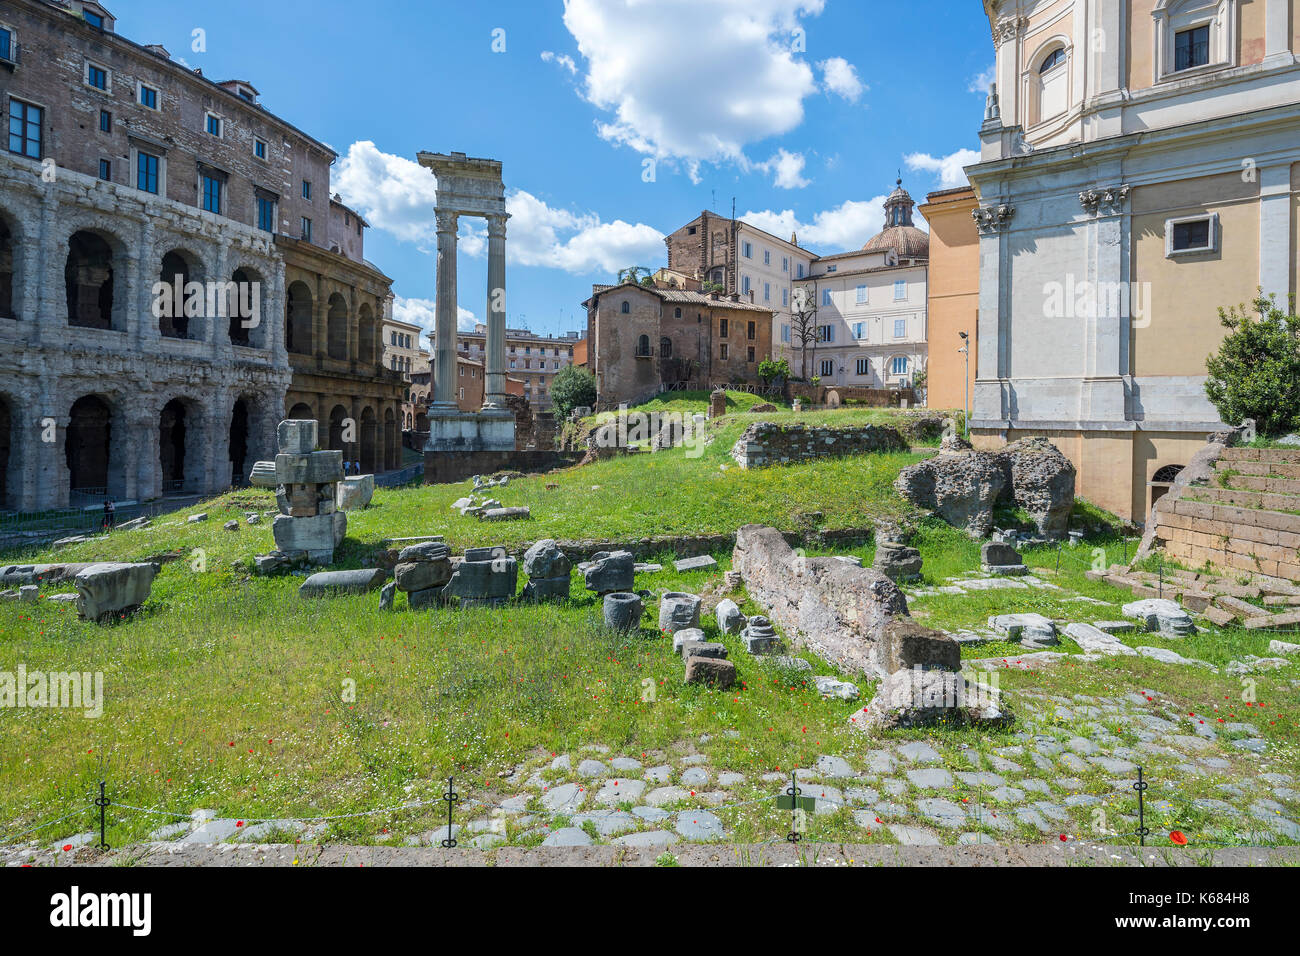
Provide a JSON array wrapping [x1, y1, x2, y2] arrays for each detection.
[[890, 355, 909, 376], [1152, 464, 1184, 483], [660, 336, 672, 358], [636, 334, 650, 357], [620, 301, 631, 314], [1031, 44, 1069, 125]]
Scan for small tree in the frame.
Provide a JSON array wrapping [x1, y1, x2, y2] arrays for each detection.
[[789, 283, 818, 380], [757, 357, 790, 385], [1204, 294, 1300, 437], [550, 365, 598, 419]]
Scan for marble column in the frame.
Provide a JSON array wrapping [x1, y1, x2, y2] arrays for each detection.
[[483, 213, 508, 408], [433, 209, 459, 408]]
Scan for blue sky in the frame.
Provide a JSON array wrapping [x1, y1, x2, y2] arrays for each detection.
[[112, 0, 993, 340]]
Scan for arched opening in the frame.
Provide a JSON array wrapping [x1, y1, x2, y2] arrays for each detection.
[[384, 408, 398, 471], [620, 301, 631, 314], [229, 399, 250, 486], [636, 334, 650, 357], [0, 397, 11, 509], [1030, 44, 1069, 126], [159, 399, 189, 493], [287, 401, 315, 423], [415, 411, 429, 431], [228, 267, 260, 347], [65, 231, 116, 329], [360, 407, 378, 474], [158, 250, 203, 339], [328, 404, 350, 459], [1150, 464, 1186, 510], [286, 281, 313, 355], [660, 336, 672, 358], [0, 217, 14, 319], [357, 304, 376, 366], [327, 293, 348, 360], [66, 395, 112, 501]]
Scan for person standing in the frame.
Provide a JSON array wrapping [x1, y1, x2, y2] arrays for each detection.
[[102, 498, 116, 531]]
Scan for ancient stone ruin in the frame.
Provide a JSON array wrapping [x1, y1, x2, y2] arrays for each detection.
[[730, 422, 909, 469], [74, 562, 158, 623], [250, 420, 348, 570], [732, 524, 1012, 730], [894, 436, 1076, 539]]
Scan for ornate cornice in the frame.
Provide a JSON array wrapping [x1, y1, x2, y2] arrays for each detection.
[[1078, 184, 1131, 215], [992, 16, 1027, 45], [972, 204, 1016, 233]]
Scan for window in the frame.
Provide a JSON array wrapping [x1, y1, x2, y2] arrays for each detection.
[[820, 359, 834, 377], [620, 300, 630, 314], [856, 358, 869, 376], [301, 217, 312, 241], [742, 240, 753, 258], [1039, 48, 1066, 74], [825, 265, 837, 273], [1032, 45, 1069, 124], [674, 307, 682, 318], [136, 151, 160, 193], [459, 366, 464, 377], [1174, 24, 1210, 71], [763, 282, 770, 302], [98, 159, 110, 181], [782, 288, 789, 307], [855, 284, 867, 304], [894, 280, 906, 300], [86, 62, 109, 91], [720, 343, 729, 360], [797, 263, 805, 278], [747, 346, 755, 363], [894, 318, 907, 338], [747, 321, 756, 340], [741, 275, 751, 295], [0, 29, 12, 63], [853, 322, 864, 339], [763, 249, 770, 265], [205, 113, 223, 137], [781, 324, 790, 343], [822, 289, 832, 307], [1165, 213, 1218, 256], [637, 334, 651, 357], [257, 196, 275, 232], [254, 138, 267, 160], [302, 180, 312, 200], [202, 175, 222, 214], [817, 324, 835, 343], [83, 10, 105, 29], [891, 356, 909, 375], [139, 85, 158, 110], [660, 336, 672, 358], [782, 256, 788, 273], [99, 110, 112, 132], [719, 318, 729, 337]]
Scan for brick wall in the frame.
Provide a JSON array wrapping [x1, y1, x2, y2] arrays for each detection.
[[730, 422, 908, 468]]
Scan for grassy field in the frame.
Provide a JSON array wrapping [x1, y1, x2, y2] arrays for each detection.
[[2, 402, 1296, 850]]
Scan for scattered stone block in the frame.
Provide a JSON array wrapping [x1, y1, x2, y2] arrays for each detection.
[[19, 585, 38, 603], [1270, 640, 1300, 656], [407, 586, 445, 611], [684, 656, 736, 688], [443, 548, 518, 606], [603, 592, 643, 631], [277, 419, 319, 456], [878, 617, 962, 671], [673, 555, 718, 573], [379, 580, 395, 611], [859, 668, 1013, 731], [1063, 622, 1136, 655], [74, 563, 159, 622], [740, 616, 785, 655], [522, 539, 572, 602], [336, 475, 375, 512], [480, 506, 530, 521], [1122, 598, 1196, 637], [980, 541, 1026, 575], [583, 550, 635, 595], [671, 628, 707, 655], [658, 592, 702, 634], [873, 540, 923, 583], [187, 513, 208, 524], [813, 676, 860, 700], [715, 598, 746, 635], [679, 640, 727, 661], [988, 613, 1058, 648], [299, 568, 389, 598]]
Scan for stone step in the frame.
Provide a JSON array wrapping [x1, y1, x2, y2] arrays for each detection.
[[1219, 446, 1300, 466], [1215, 459, 1300, 480], [1218, 473, 1300, 497], [1184, 485, 1300, 514]]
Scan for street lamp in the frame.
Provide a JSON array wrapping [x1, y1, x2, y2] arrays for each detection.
[[957, 331, 970, 439]]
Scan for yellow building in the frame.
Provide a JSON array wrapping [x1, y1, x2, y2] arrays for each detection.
[[917, 187, 980, 415], [967, 0, 1300, 524]]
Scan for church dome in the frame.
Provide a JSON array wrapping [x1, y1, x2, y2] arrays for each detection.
[[862, 179, 929, 259]]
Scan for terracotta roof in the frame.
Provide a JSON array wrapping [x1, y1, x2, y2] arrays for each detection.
[[587, 282, 774, 313], [863, 225, 930, 259]]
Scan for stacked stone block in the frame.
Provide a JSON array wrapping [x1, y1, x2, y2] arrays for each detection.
[[254, 420, 347, 567]]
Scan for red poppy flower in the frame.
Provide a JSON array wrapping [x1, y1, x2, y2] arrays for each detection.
[[1169, 831, 1187, 846]]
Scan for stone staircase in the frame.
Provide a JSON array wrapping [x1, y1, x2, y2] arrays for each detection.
[[1144, 444, 1300, 593]]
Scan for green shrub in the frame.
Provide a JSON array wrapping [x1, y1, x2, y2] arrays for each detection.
[[1204, 294, 1300, 437]]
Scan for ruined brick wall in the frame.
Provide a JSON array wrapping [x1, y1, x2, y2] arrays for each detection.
[[730, 422, 909, 468], [592, 286, 661, 406], [710, 304, 772, 384]]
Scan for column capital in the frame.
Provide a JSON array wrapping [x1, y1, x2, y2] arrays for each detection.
[[435, 209, 459, 234], [486, 213, 509, 238]]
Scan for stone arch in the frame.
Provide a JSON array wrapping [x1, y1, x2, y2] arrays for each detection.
[[158, 248, 207, 339], [383, 407, 398, 471], [327, 403, 350, 456], [287, 400, 315, 423], [158, 397, 198, 493], [65, 229, 123, 330], [357, 303, 376, 366], [0, 210, 17, 320], [327, 293, 349, 360], [228, 265, 268, 348], [66, 394, 120, 502], [286, 281, 314, 354], [359, 406, 378, 473]]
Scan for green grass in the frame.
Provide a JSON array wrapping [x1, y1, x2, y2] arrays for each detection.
[[2, 409, 1296, 850]]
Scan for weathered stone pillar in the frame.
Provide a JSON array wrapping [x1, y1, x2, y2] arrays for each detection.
[[432, 209, 459, 408], [483, 213, 508, 409]]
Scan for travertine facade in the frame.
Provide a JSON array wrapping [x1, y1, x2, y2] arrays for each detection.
[[968, 0, 1300, 523], [0, 0, 402, 509]]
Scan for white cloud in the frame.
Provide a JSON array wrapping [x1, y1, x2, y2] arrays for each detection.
[[562, 0, 825, 174], [333, 141, 665, 276], [967, 64, 995, 95], [905, 148, 980, 188], [739, 196, 893, 253], [749, 148, 810, 189], [392, 296, 477, 337], [819, 57, 865, 102], [541, 50, 578, 75]]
